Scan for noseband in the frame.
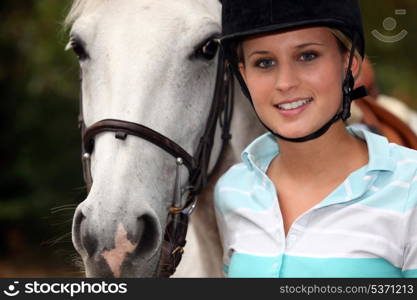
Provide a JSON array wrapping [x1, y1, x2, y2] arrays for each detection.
[[78, 48, 234, 277]]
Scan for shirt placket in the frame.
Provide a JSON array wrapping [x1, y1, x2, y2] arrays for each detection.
[[256, 163, 377, 277]]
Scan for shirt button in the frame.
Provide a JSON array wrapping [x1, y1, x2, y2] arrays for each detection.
[[286, 234, 297, 248]]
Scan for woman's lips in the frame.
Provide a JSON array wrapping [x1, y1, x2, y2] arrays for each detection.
[[274, 97, 313, 117]]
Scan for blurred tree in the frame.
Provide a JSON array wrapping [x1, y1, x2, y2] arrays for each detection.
[[0, 0, 82, 273]]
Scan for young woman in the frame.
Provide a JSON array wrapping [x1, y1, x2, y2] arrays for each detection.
[[215, 0, 417, 277]]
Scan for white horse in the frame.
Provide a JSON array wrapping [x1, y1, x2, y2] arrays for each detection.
[[65, 0, 264, 277]]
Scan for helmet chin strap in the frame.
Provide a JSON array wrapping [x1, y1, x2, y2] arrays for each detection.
[[228, 32, 368, 143]]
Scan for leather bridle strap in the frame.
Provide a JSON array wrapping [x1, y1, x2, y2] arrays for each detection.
[[158, 52, 233, 277], [191, 50, 230, 193], [82, 119, 197, 175]]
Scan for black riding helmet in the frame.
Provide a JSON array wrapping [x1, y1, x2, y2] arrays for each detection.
[[220, 0, 368, 143]]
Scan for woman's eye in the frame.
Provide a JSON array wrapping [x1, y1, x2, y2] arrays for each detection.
[[299, 52, 317, 62], [255, 59, 276, 69]]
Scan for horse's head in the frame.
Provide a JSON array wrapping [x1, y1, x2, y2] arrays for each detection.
[[66, 0, 222, 277]]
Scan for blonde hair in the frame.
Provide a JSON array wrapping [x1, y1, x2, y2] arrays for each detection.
[[329, 29, 363, 79]]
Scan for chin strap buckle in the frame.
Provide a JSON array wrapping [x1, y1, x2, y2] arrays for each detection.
[[350, 85, 368, 100]]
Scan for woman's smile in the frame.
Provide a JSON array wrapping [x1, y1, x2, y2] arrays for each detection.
[[274, 97, 314, 117]]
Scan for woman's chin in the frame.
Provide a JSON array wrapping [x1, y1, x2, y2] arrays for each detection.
[[272, 128, 312, 140]]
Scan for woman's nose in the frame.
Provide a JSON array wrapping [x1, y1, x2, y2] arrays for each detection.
[[274, 63, 300, 92]]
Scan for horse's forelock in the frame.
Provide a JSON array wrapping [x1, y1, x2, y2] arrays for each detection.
[[64, 0, 106, 28], [65, 0, 222, 29]]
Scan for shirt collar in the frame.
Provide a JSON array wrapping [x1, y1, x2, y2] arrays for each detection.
[[347, 126, 395, 172], [241, 126, 396, 173], [241, 132, 279, 172]]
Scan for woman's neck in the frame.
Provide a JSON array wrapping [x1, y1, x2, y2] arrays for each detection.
[[270, 123, 369, 187]]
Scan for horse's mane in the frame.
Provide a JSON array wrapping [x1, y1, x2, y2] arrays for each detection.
[[65, 0, 106, 27]]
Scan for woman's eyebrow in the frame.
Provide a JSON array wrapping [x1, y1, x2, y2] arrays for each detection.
[[247, 50, 270, 59], [294, 42, 324, 49]]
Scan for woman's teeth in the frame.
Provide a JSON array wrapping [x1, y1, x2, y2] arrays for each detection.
[[277, 98, 312, 110]]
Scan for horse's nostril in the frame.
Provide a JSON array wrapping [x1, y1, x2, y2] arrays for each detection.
[[72, 208, 98, 258], [134, 214, 160, 260], [82, 228, 99, 258], [72, 208, 86, 254]]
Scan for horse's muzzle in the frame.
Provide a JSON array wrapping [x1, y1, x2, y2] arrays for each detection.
[[72, 204, 162, 277]]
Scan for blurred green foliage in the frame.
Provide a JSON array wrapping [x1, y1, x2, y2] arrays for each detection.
[[0, 0, 416, 273], [361, 0, 417, 108], [0, 1, 81, 263]]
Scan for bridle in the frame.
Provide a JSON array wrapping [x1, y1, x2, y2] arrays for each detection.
[[77, 46, 234, 277]]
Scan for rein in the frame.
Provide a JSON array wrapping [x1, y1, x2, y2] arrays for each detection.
[[77, 49, 234, 277]]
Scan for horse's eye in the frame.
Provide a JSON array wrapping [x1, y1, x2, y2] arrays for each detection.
[[195, 39, 219, 61], [67, 38, 89, 61]]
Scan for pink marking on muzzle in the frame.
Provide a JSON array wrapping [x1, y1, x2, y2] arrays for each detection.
[[101, 223, 138, 277]]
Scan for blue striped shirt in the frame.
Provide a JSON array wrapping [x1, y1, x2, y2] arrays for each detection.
[[214, 127, 417, 277]]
